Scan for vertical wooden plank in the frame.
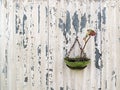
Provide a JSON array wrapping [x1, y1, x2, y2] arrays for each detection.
[[0, 1, 2, 90], [92, 0, 103, 90], [57, 0, 77, 90], [13, 2, 31, 90], [84, 1, 95, 90], [0, 1, 5, 90], [7, 1, 16, 90], [48, 0, 57, 90], [29, 3, 39, 90], [55, 0, 68, 90], [79, 1, 92, 90], [14, 2, 24, 90], [25, 3, 35, 90], [102, 0, 118, 90], [0, 0, 16, 90], [0, 1, 9, 90], [108, 1, 119, 90], [0, 1, 1, 89], [116, 1, 120, 90], [41, 1, 50, 90], [57, 1, 74, 90], [101, 0, 107, 90], [112, 1, 120, 90], [104, 1, 116, 90], [35, 1, 49, 90]]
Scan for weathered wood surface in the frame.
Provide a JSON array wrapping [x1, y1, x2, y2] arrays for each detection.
[[0, 0, 120, 90]]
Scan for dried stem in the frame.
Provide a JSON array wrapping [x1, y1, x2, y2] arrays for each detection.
[[67, 35, 91, 57], [80, 36, 91, 57]]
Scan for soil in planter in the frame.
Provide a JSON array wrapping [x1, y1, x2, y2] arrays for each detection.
[[64, 57, 90, 62]]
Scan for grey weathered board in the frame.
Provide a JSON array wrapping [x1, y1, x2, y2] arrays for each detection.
[[0, 0, 120, 90]]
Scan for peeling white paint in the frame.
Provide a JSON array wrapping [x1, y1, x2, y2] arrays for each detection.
[[0, 0, 120, 90]]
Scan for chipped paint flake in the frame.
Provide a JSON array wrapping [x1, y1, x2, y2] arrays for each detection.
[[23, 37, 28, 48], [97, 11, 101, 30], [23, 14, 27, 35], [102, 7, 106, 24], [24, 77, 28, 82], [105, 80, 107, 89], [88, 14, 91, 24], [95, 48, 102, 69], [72, 11, 79, 33], [80, 13, 87, 32], [38, 5, 40, 33], [45, 7, 48, 17], [60, 87, 64, 90], [58, 18, 68, 43], [59, 18, 65, 31], [66, 11, 71, 33]]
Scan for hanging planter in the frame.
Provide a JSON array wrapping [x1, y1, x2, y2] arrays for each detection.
[[64, 29, 96, 69], [64, 57, 90, 69]]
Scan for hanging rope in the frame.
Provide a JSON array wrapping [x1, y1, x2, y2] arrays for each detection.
[[66, 36, 83, 57]]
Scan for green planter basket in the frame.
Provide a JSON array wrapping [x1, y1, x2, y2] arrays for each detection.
[[64, 57, 90, 69]]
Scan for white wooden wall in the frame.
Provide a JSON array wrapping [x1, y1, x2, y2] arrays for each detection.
[[0, 0, 120, 90]]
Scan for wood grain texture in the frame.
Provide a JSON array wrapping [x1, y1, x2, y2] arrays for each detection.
[[0, 0, 120, 90]]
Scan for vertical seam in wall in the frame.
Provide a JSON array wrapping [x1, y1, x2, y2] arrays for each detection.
[[99, 0, 102, 90], [47, 0, 50, 90]]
